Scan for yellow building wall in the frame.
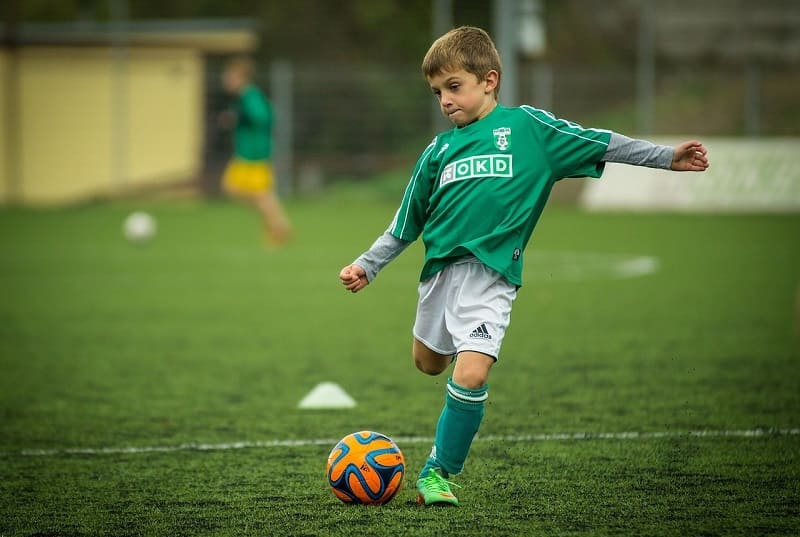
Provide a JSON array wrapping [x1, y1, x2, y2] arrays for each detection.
[[19, 47, 114, 204], [0, 50, 9, 203], [126, 48, 202, 186], [15, 46, 203, 205]]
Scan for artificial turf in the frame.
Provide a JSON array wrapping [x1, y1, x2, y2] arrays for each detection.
[[1, 193, 797, 536]]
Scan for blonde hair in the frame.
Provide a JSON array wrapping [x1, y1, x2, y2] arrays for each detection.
[[422, 26, 502, 98]]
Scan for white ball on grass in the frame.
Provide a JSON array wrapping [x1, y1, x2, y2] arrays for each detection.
[[123, 211, 157, 243]]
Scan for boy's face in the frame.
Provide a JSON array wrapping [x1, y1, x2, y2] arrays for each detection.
[[222, 67, 246, 94], [428, 68, 498, 127]]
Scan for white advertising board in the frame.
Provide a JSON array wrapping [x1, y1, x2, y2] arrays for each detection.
[[580, 138, 800, 212]]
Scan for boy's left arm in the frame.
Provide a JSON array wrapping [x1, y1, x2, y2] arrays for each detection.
[[604, 133, 709, 172], [669, 140, 709, 171]]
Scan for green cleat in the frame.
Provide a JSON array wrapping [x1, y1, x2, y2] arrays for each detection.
[[416, 468, 460, 506]]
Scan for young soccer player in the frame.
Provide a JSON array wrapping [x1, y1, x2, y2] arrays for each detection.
[[339, 26, 709, 506], [220, 57, 292, 245]]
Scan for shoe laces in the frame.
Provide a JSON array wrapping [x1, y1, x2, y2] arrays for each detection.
[[420, 469, 461, 493]]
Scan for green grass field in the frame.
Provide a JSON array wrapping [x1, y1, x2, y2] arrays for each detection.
[[1, 189, 798, 536]]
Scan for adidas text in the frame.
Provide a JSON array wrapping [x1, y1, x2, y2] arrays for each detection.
[[469, 324, 492, 340]]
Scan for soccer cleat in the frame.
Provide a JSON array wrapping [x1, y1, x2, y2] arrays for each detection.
[[416, 468, 460, 506]]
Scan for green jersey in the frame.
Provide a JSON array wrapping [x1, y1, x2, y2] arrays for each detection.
[[234, 84, 273, 161], [389, 104, 611, 286]]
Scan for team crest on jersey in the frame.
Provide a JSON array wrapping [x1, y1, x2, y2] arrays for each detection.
[[493, 127, 511, 151]]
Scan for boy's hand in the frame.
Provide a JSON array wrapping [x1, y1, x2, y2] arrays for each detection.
[[218, 110, 236, 129], [671, 140, 709, 172], [339, 264, 369, 293]]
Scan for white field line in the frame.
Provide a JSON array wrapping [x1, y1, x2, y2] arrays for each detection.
[[6, 428, 799, 458]]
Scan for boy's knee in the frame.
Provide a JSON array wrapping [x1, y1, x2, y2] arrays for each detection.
[[452, 352, 494, 389], [413, 355, 448, 376], [452, 369, 487, 389], [412, 340, 451, 376]]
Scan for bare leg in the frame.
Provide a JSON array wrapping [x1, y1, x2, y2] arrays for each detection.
[[451, 351, 494, 389], [413, 338, 452, 376], [413, 338, 494, 387], [223, 181, 292, 245], [254, 190, 292, 244], [415, 345, 494, 480]]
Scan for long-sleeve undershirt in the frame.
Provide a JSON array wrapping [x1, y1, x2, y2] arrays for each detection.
[[352, 133, 674, 282]]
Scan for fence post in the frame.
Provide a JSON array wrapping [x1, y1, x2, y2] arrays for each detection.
[[270, 60, 294, 197], [493, 0, 519, 107], [430, 0, 453, 133], [744, 61, 761, 137], [636, 0, 655, 136]]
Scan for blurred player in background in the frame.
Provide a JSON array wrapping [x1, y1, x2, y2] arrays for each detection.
[[220, 57, 292, 245], [340, 26, 709, 507]]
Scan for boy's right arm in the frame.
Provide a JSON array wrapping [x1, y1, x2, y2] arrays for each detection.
[[339, 232, 411, 293], [339, 137, 438, 294]]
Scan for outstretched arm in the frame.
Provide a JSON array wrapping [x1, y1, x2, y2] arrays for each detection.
[[670, 140, 709, 171], [604, 133, 709, 172]]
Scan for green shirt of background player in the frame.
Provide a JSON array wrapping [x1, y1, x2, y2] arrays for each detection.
[[232, 84, 272, 161], [339, 27, 709, 506], [220, 57, 291, 245]]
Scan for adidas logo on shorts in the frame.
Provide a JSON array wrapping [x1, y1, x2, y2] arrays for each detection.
[[469, 323, 492, 340]]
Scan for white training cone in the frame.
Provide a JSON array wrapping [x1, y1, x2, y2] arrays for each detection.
[[298, 382, 356, 409]]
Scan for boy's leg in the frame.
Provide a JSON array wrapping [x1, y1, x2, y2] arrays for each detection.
[[413, 262, 512, 504], [412, 338, 452, 376], [223, 160, 292, 245], [255, 190, 292, 244], [253, 164, 291, 244], [417, 261, 515, 505], [412, 269, 457, 375], [452, 351, 494, 389], [419, 351, 492, 477], [417, 351, 492, 506]]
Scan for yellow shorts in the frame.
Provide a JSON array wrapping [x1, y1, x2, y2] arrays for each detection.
[[222, 159, 274, 195]]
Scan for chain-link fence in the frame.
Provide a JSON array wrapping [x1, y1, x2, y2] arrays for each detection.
[[202, 57, 798, 195]]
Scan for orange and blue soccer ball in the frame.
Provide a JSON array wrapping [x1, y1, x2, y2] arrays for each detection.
[[326, 431, 405, 505]]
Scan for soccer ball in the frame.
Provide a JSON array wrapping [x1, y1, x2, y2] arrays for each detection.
[[326, 431, 405, 505], [123, 211, 156, 243]]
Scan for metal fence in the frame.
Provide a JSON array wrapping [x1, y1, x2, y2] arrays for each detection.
[[201, 57, 798, 196]]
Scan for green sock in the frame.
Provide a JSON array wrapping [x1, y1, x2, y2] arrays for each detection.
[[419, 377, 487, 479]]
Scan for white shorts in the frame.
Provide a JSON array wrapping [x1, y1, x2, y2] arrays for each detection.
[[412, 257, 517, 360]]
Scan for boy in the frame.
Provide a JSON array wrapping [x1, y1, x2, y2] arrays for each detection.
[[220, 57, 292, 245], [339, 26, 708, 506]]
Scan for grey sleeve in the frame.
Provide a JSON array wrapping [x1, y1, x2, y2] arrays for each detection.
[[603, 133, 674, 170], [353, 231, 412, 283]]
